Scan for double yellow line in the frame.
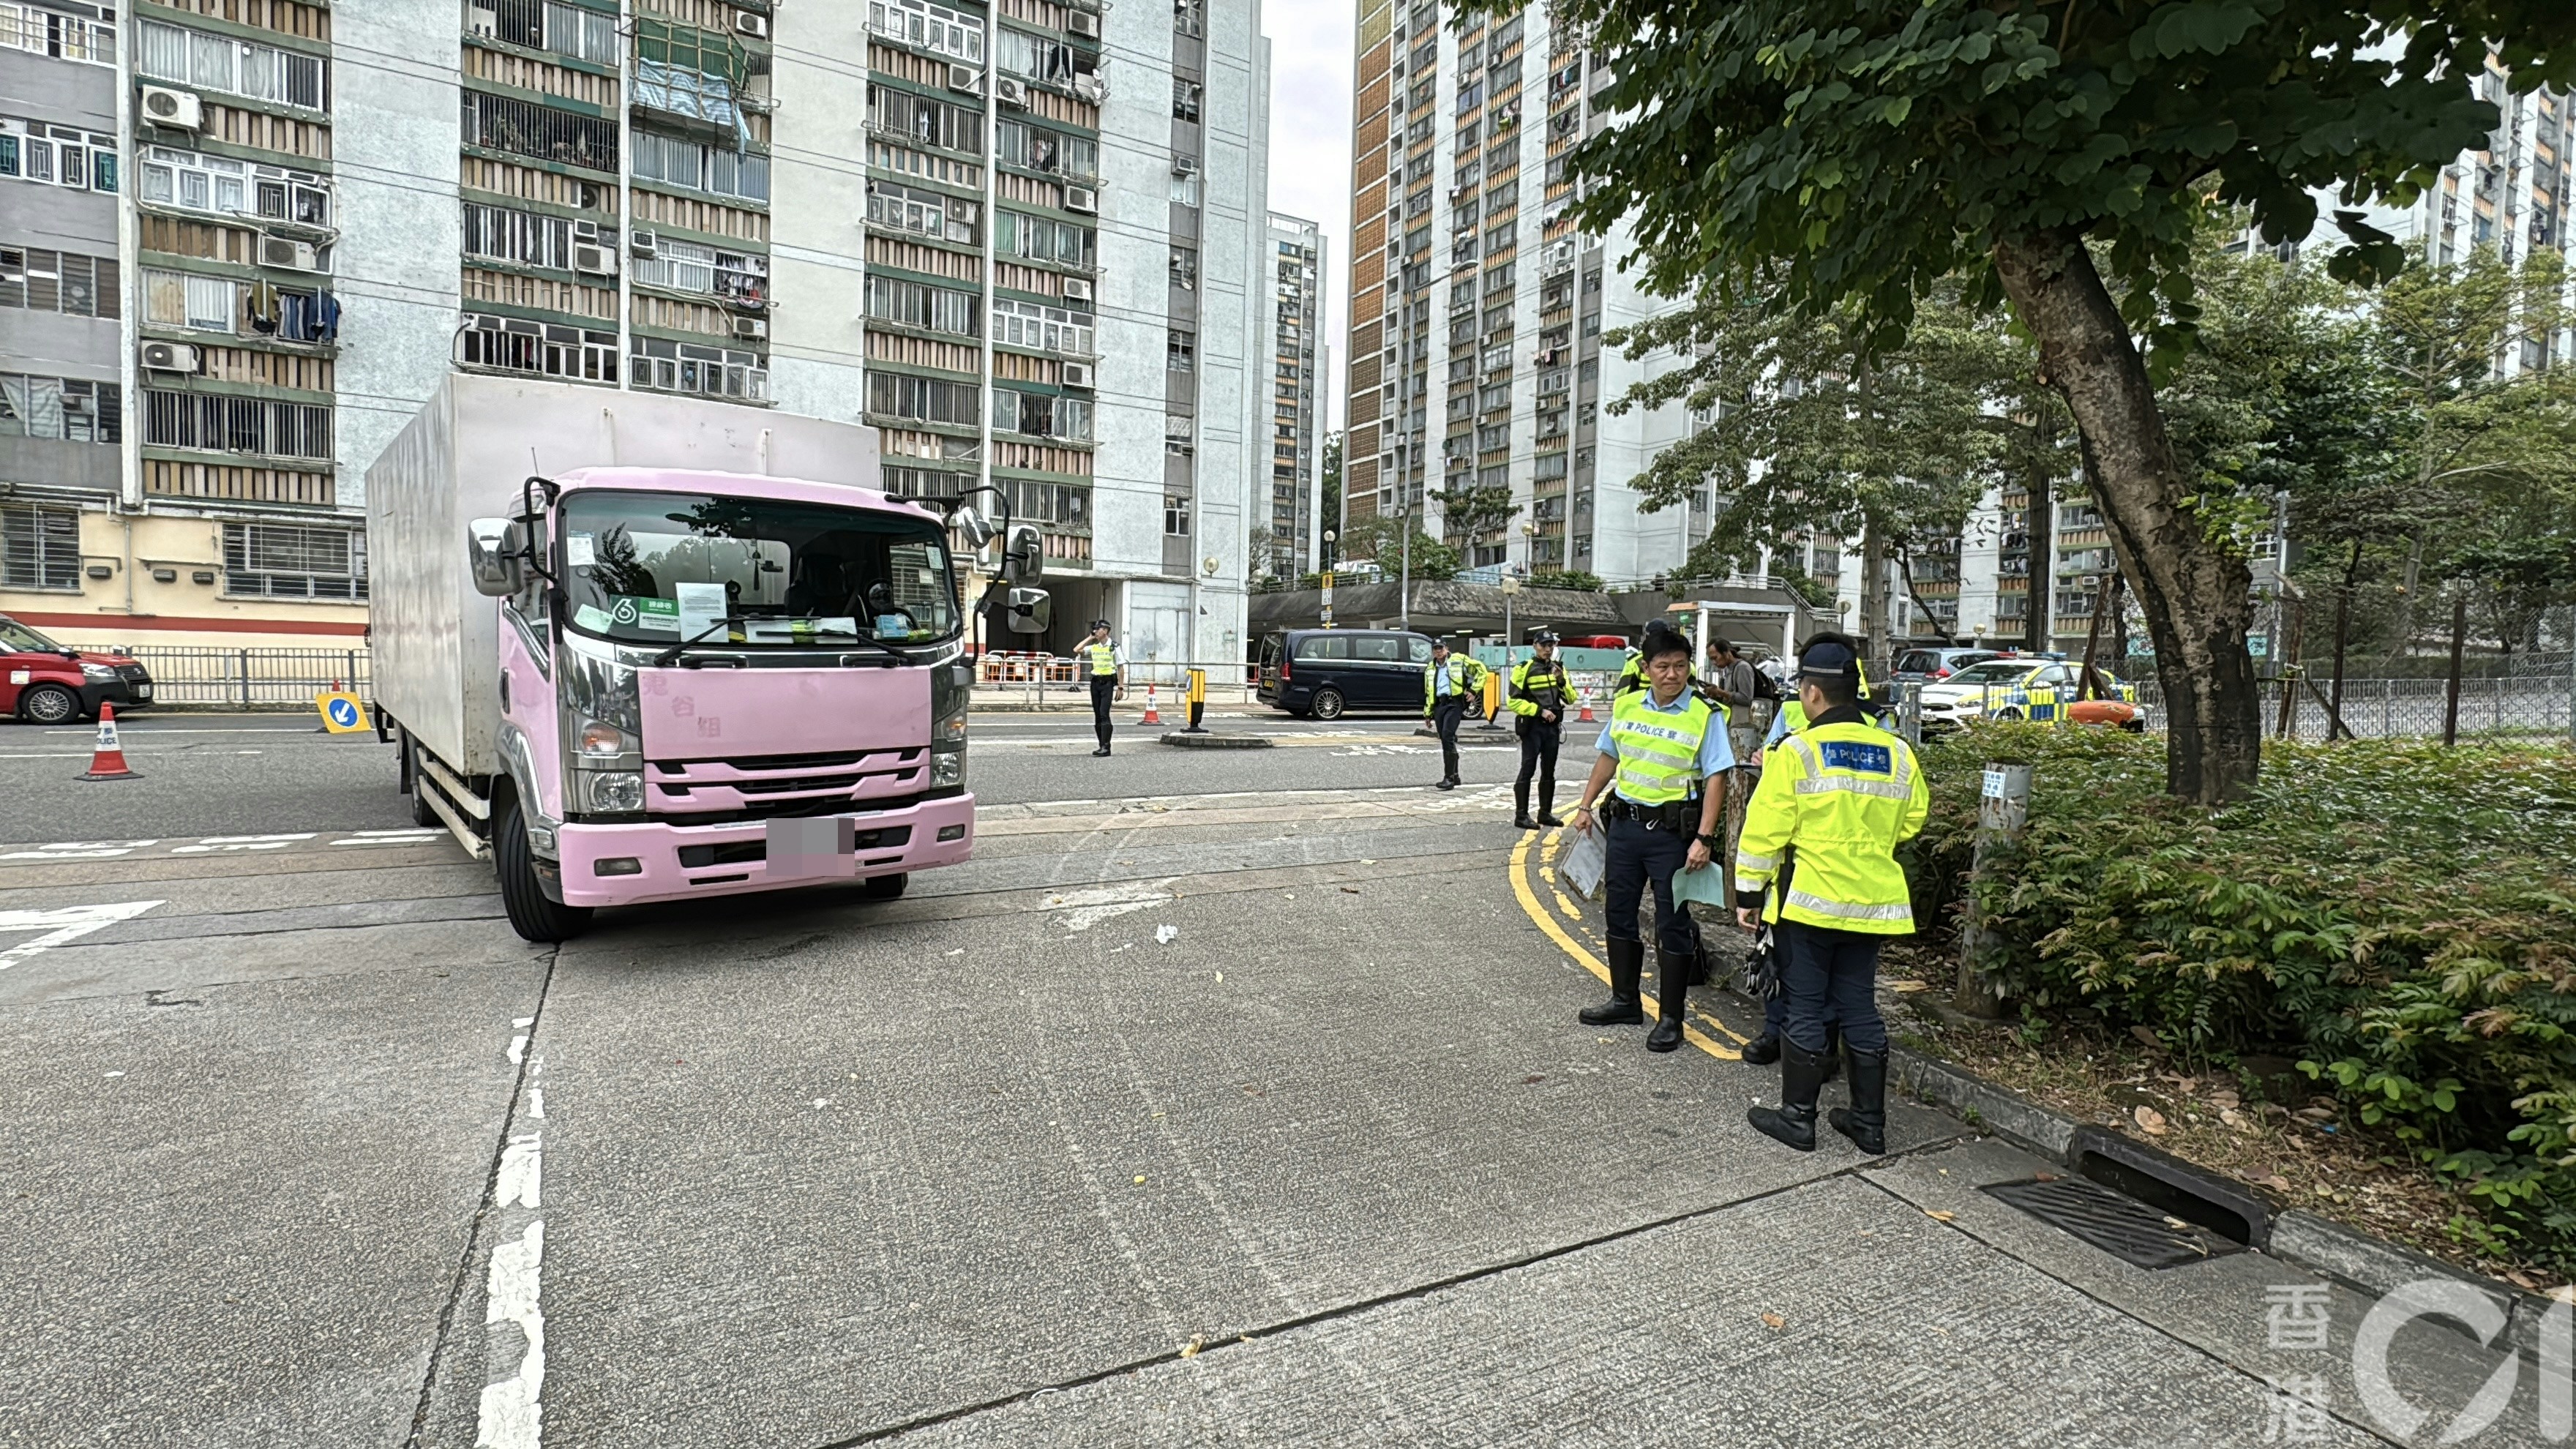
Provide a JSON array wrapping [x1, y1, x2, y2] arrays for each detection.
[[1506, 828, 1749, 1061]]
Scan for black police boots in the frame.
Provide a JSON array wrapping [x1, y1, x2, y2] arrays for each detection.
[[1513, 781, 1535, 831], [1535, 783, 1562, 828], [1747, 1039, 1828, 1151], [1740, 1031, 1781, 1066], [1647, 948, 1692, 1052], [1830, 1047, 1890, 1155], [1579, 937, 1646, 1025]]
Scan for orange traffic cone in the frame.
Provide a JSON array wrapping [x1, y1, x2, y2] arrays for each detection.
[[1139, 683, 1164, 726], [80, 703, 141, 781], [1576, 685, 1596, 724]]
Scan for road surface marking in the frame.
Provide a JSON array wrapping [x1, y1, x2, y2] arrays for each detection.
[[1045, 880, 1175, 934], [476, 1036, 547, 1449], [1507, 833, 1743, 1059], [168, 834, 316, 855], [0, 901, 164, 970], [0, 840, 159, 861], [331, 829, 446, 847]]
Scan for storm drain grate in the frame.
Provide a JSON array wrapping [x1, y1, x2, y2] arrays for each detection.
[[1979, 1175, 2247, 1271]]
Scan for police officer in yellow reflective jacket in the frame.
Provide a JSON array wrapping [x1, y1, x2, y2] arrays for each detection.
[[1734, 632, 1929, 1154], [1508, 632, 1574, 829], [1079, 619, 1125, 757], [1568, 626, 1736, 1052], [1422, 638, 1489, 790]]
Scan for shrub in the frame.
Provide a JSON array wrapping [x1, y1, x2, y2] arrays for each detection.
[[1906, 725, 2576, 1270]]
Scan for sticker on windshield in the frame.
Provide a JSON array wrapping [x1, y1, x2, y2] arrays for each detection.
[[741, 616, 859, 643], [577, 595, 680, 634], [565, 533, 596, 568], [675, 582, 730, 643], [875, 614, 911, 640]]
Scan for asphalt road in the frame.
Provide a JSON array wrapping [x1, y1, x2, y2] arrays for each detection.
[[2, 771, 2550, 1445]]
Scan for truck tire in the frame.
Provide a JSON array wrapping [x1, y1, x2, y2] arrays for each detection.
[[496, 799, 592, 943], [861, 872, 907, 902], [404, 738, 440, 828]]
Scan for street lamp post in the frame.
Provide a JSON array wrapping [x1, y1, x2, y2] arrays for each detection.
[[1399, 503, 1412, 634], [1486, 572, 1521, 733], [1321, 528, 1337, 629]]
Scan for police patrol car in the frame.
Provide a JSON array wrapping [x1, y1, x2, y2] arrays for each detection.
[[1916, 656, 2141, 732]]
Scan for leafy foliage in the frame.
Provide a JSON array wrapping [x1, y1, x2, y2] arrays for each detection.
[[1524, 569, 1606, 593], [1906, 727, 2576, 1268], [1341, 512, 1461, 582]]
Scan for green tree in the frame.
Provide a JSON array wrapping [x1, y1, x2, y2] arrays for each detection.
[[1434, 480, 1522, 557], [1494, 0, 2576, 801], [1343, 512, 1462, 582], [1610, 280, 2016, 664]]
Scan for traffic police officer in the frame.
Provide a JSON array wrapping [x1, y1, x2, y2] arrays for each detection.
[[1422, 637, 1487, 790], [1568, 627, 1736, 1052], [1734, 633, 1929, 1153], [1079, 619, 1125, 757], [1508, 632, 1573, 830]]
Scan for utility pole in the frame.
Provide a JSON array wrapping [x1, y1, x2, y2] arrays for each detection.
[[1399, 503, 1412, 634]]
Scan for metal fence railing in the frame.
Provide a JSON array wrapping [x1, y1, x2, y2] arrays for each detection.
[[67, 644, 372, 707], [2135, 674, 2576, 741]]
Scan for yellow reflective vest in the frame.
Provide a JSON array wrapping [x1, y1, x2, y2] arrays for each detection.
[[1508, 656, 1573, 717], [1423, 654, 1487, 711], [1734, 719, 1928, 935], [1080, 640, 1119, 676], [1608, 688, 1718, 805]]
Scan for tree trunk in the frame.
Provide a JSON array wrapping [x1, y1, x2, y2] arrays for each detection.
[[1992, 230, 2263, 803], [2023, 454, 2053, 654], [1860, 519, 1892, 676]]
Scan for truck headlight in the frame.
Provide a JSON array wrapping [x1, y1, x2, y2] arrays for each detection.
[[930, 750, 965, 788], [574, 714, 639, 760], [587, 771, 645, 812]]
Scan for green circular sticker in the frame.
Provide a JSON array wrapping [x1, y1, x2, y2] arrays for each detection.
[[611, 598, 639, 626]]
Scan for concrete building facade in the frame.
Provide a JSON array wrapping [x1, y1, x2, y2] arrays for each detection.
[[0, 0, 1268, 670], [1256, 209, 1320, 580]]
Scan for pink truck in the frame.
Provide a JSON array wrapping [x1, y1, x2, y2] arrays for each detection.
[[366, 376, 1046, 941]]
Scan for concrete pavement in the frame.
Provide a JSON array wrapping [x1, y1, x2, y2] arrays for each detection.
[[2, 776, 2554, 1445]]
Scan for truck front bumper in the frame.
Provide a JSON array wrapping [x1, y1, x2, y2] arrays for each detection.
[[553, 793, 976, 908]]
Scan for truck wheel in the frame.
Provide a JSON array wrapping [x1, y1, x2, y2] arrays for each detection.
[[18, 684, 78, 724], [1310, 687, 1345, 721], [496, 799, 592, 943], [861, 872, 907, 902], [404, 738, 440, 827]]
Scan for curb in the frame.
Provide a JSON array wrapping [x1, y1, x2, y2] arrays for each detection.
[[1156, 732, 1274, 749], [1886, 1040, 2554, 1358]]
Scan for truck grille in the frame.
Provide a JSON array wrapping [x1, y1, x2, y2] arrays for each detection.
[[646, 746, 926, 817]]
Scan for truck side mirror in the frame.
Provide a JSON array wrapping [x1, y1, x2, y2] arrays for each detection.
[[468, 517, 521, 598], [1005, 523, 1044, 584], [1003, 585, 1051, 634], [951, 504, 996, 549]]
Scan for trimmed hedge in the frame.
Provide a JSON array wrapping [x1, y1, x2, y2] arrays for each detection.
[[1905, 726, 2576, 1270]]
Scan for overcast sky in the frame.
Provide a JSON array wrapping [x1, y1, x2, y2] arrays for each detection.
[[1264, 5, 1356, 433]]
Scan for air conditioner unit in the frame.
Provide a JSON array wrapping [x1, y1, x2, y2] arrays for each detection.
[[1066, 10, 1099, 39], [631, 229, 659, 257], [947, 63, 981, 94], [1061, 362, 1095, 389], [573, 243, 618, 276], [996, 76, 1030, 108], [139, 86, 202, 132], [141, 341, 201, 372], [1061, 277, 1093, 304], [1072, 75, 1105, 104], [733, 316, 768, 340], [1063, 185, 1097, 214], [735, 12, 768, 37], [1171, 156, 1198, 178], [260, 234, 322, 272]]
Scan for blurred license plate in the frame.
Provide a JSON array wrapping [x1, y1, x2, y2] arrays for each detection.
[[134, 684, 153, 699], [765, 817, 854, 879]]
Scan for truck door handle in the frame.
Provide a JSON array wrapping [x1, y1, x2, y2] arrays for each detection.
[[499, 671, 510, 711]]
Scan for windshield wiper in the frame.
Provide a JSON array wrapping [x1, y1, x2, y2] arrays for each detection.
[[652, 613, 752, 667]]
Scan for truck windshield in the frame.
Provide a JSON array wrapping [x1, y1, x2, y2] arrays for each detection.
[[557, 491, 958, 649]]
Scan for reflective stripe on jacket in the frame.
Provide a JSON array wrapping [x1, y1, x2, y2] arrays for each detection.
[[1734, 720, 1928, 935], [1509, 658, 1572, 717], [1608, 689, 1716, 806], [1082, 641, 1119, 676]]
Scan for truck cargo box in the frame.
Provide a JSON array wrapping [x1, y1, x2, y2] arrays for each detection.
[[364, 374, 882, 778]]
